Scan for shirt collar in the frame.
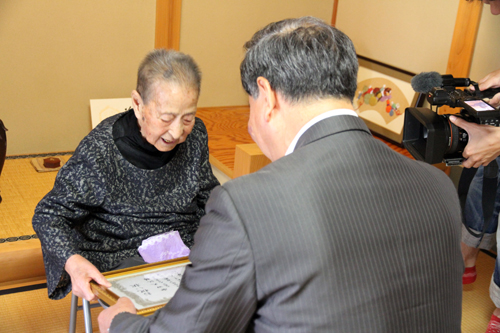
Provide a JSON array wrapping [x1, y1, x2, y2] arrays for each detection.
[[285, 109, 358, 156]]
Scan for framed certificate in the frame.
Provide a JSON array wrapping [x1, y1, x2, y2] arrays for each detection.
[[90, 257, 190, 316]]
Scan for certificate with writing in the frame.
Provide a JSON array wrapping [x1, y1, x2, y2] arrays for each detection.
[[90, 257, 190, 316]]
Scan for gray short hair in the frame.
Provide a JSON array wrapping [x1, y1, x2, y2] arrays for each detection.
[[240, 17, 358, 104], [137, 49, 201, 104]]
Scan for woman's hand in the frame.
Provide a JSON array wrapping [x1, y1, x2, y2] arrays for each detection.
[[64, 254, 111, 301]]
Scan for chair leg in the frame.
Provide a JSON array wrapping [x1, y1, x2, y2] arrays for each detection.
[[82, 299, 93, 333], [69, 294, 78, 333]]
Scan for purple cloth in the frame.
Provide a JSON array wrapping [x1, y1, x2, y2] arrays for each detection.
[[138, 231, 190, 263]]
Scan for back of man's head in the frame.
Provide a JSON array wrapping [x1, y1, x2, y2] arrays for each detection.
[[240, 16, 358, 105]]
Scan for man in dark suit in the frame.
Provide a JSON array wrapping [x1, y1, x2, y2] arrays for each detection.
[[99, 16, 463, 332]]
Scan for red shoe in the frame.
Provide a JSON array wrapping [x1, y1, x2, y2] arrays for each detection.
[[486, 314, 500, 333], [463, 266, 477, 284]]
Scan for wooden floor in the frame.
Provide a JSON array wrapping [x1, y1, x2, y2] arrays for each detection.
[[197, 105, 415, 166], [197, 106, 254, 173]]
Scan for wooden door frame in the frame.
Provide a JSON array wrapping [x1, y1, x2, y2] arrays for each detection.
[[331, 0, 339, 26], [155, 0, 183, 50], [446, 0, 483, 77]]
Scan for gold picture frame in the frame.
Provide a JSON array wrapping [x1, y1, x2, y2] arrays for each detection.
[[355, 56, 421, 146], [90, 256, 190, 316]]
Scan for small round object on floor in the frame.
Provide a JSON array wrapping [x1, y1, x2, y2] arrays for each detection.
[[43, 157, 60, 168]]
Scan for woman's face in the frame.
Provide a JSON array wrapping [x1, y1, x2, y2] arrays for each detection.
[[132, 81, 198, 152]]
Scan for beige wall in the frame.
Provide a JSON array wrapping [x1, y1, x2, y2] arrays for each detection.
[[179, 0, 334, 107], [3, 0, 334, 155], [470, 5, 500, 79], [336, 0, 459, 74], [1, 1, 156, 155], [5, 0, 497, 155], [336, 0, 500, 81]]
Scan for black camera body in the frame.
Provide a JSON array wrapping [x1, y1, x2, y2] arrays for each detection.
[[403, 75, 500, 166]]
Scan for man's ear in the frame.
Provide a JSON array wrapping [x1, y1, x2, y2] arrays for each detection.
[[131, 90, 144, 120], [256, 77, 278, 122]]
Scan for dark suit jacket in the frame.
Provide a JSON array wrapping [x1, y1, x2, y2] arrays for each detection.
[[111, 115, 463, 332]]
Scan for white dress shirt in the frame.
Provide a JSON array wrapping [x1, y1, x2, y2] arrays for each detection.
[[285, 109, 358, 156]]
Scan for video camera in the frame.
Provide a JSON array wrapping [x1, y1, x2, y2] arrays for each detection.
[[403, 72, 500, 166]]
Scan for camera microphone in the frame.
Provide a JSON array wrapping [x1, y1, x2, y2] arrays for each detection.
[[411, 72, 443, 93], [411, 71, 500, 99], [411, 71, 472, 93]]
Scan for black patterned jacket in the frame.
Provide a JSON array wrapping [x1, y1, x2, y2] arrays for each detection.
[[32, 113, 220, 300]]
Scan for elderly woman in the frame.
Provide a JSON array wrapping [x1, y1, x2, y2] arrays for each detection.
[[32, 49, 220, 301]]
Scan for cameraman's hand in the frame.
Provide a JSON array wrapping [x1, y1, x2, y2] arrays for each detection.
[[65, 254, 111, 301], [486, 94, 500, 107], [449, 115, 500, 168], [476, 68, 500, 107]]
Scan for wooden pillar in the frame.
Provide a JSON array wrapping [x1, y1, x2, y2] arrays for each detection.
[[331, 0, 339, 27], [155, 0, 183, 50], [439, 0, 483, 116], [446, 0, 483, 77]]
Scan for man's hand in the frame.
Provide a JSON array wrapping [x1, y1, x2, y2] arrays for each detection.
[[453, 68, 500, 167], [477, 68, 500, 107], [65, 254, 111, 301], [449, 116, 500, 168], [98, 297, 137, 333]]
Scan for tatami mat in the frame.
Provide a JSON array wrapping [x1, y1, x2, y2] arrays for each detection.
[[0, 155, 71, 239], [0, 290, 103, 333], [462, 250, 497, 332]]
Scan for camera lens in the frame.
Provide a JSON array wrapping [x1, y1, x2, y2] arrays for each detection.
[[445, 117, 468, 154]]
